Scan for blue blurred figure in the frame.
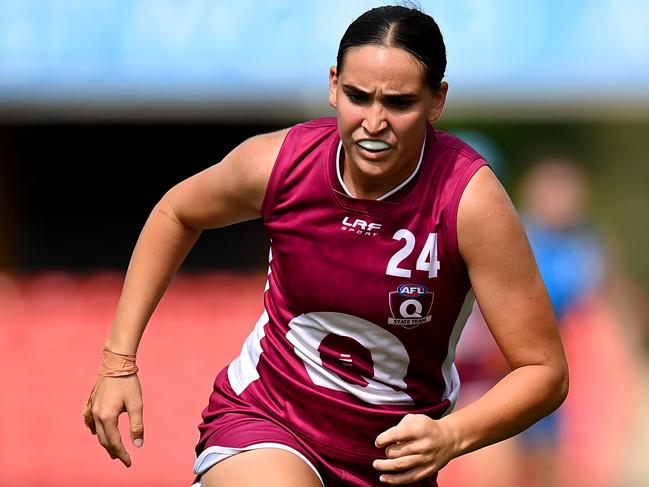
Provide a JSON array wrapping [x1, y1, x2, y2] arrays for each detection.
[[521, 158, 605, 318], [517, 157, 605, 487]]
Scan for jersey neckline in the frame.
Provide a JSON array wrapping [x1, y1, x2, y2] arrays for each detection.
[[335, 135, 426, 201], [326, 124, 434, 217]]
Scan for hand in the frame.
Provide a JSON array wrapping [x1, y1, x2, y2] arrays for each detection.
[[83, 374, 144, 467], [373, 414, 456, 485]]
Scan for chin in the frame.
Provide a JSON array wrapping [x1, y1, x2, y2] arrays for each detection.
[[351, 153, 394, 174]]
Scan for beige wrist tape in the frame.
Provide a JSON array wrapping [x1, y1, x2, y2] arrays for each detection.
[[98, 346, 139, 377], [83, 347, 139, 428]]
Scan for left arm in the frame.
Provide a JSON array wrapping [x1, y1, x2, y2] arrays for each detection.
[[374, 166, 569, 484]]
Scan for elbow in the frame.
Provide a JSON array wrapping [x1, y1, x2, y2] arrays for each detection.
[[157, 189, 200, 233], [553, 360, 570, 410], [559, 364, 570, 404]]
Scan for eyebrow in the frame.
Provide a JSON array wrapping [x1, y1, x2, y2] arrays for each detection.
[[341, 84, 419, 101]]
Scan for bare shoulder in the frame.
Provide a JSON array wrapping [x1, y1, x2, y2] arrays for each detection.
[[220, 127, 291, 204], [164, 128, 290, 230], [231, 128, 291, 184], [457, 166, 523, 265]]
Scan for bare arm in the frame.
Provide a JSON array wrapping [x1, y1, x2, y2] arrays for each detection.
[[84, 128, 288, 466], [374, 166, 568, 484], [106, 128, 288, 354], [439, 166, 569, 453]]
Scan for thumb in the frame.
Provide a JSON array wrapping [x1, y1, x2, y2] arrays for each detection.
[[125, 397, 144, 448]]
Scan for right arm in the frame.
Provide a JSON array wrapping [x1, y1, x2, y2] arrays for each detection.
[[106, 129, 288, 354], [84, 128, 289, 467]]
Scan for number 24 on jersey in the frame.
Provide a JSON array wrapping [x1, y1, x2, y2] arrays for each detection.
[[386, 230, 440, 279]]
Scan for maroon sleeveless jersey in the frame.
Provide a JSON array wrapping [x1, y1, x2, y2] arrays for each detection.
[[215, 117, 486, 460]]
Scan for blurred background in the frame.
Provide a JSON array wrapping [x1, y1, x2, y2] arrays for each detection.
[[1, 1, 648, 486]]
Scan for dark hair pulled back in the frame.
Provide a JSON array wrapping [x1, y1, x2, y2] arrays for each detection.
[[336, 5, 446, 91]]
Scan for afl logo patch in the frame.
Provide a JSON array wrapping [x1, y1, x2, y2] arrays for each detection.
[[397, 284, 427, 297], [388, 284, 434, 329]]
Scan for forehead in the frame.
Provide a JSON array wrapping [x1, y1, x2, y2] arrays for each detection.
[[340, 45, 426, 92]]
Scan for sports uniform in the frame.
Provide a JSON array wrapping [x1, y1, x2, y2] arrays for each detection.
[[192, 117, 487, 486]]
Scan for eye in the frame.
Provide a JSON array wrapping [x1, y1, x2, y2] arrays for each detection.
[[346, 92, 369, 105], [386, 99, 414, 110]]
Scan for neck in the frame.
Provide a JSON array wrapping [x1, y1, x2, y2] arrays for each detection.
[[342, 161, 410, 200], [338, 135, 426, 201]]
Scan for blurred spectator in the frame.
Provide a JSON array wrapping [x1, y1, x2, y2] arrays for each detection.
[[516, 158, 606, 487], [520, 159, 605, 316], [514, 156, 648, 487]]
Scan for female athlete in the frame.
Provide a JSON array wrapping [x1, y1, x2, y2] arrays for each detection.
[[83, 6, 568, 486]]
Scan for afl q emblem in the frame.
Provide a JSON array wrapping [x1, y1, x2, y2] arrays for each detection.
[[388, 284, 434, 329]]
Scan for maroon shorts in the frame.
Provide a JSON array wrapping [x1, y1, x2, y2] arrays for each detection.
[[192, 369, 438, 487]]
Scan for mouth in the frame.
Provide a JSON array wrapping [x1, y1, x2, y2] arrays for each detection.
[[356, 139, 392, 157]]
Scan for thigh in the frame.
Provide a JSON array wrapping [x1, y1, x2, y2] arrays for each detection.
[[200, 447, 323, 487]]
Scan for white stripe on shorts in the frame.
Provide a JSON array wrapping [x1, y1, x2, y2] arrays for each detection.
[[192, 442, 324, 487]]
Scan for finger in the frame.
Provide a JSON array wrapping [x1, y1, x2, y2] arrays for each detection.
[[385, 440, 418, 458], [125, 396, 144, 448], [103, 414, 132, 467], [83, 378, 103, 435], [373, 454, 423, 473], [376, 419, 417, 448], [378, 464, 435, 485], [96, 413, 132, 467], [93, 419, 113, 458], [83, 402, 97, 435], [376, 426, 406, 449]]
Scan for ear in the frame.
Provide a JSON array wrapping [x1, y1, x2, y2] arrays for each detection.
[[427, 81, 448, 124], [328, 66, 338, 109]]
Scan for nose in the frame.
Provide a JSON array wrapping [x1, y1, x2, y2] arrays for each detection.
[[361, 102, 388, 135]]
